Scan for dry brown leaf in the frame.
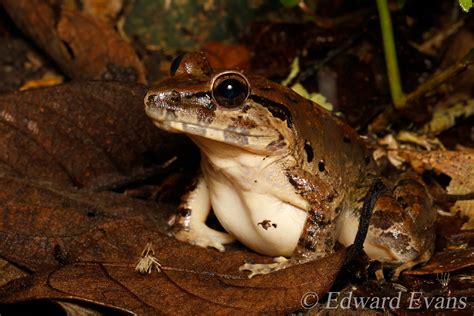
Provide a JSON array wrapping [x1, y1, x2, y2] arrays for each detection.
[[2, 0, 145, 83], [421, 99, 474, 135], [397, 131, 445, 151], [0, 81, 185, 190], [0, 176, 346, 314], [398, 150, 474, 194], [406, 249, 474, 275], [452, 201, 474, 230], [0, 258, 28, 289], [202, 42, 251, 70], [82, 0, 124, 21], [0, 176, 173, 272], [0, 253, 345, 314], [0, 38, 59, 94], [399, 150, 474, 229]]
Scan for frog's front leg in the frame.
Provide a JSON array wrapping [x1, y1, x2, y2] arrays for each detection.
[[239, 203, 344, 278], [171, 174, 235, 251], [240, 170, 339, 277], [239, 205, 338, 277]]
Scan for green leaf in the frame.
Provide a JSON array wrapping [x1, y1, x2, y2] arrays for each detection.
[[281, 57, 300, 87], [280, 0, 300, 8], [459, 0, 473, 12]]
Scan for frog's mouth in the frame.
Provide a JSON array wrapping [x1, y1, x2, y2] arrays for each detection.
[[149, 117, 279, 154]]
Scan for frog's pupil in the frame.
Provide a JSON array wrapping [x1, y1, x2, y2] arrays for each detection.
[[212, 74, 249, 108], [217, 79, 243, 100]]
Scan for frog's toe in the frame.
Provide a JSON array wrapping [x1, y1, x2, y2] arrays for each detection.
[[391, 247, 433, 280], [239, 256, 289, 278], [175, 225, 235, 252]]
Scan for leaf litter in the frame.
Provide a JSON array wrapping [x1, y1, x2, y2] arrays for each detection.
[[0, 0, 473, 314]]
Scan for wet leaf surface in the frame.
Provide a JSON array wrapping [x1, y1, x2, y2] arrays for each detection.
[[0, 176, 346, 313], [0, 81, 185, 189], [0, 0, 473, 313], [2, 0, 146, 83], [407, 249, 474, 275], [0, 258, 28, 289]]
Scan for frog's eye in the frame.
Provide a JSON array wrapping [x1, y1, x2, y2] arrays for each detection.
[[211, 73, 250, 108]]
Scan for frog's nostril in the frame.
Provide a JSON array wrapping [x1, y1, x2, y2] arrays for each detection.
[[146, 91, 181, 110], [146, 94, 159, 107]]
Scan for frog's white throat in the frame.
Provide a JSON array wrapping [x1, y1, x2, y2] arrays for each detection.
[[192, 136, 309, 257]]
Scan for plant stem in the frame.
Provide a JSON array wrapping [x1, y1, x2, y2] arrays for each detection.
[[376, 0, 406, 109]]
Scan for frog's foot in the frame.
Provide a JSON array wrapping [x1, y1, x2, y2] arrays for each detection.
[[375, 267, 386, 281], [391, 248, 432, 280], [175, 224, 235, 252], [239, 256, 289, 278]]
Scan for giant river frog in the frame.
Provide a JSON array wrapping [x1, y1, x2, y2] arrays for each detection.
[[144, 52, 436, 278]]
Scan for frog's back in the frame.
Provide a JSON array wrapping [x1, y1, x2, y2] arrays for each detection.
[[249, 74, 372, 193]]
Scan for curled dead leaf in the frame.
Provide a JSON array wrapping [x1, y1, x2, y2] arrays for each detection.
[[2, 0, 145, 83]]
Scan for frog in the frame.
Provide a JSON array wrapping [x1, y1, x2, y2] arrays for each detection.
[[144, 52, 436, 278]]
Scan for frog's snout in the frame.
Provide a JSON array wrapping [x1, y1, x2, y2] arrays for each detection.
[[145, 90, 181, 113]]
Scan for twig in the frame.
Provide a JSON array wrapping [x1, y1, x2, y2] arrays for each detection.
[[369, 49, 474, 132], [404, 48, 474, 105]]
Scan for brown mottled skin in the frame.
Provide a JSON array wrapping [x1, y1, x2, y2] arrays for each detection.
[[145, 52, 436, 277]]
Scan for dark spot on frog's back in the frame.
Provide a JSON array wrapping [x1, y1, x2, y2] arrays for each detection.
[[318, 160, 325, 172], [304, 240, 316, 251], [304, 140, 314, 163]]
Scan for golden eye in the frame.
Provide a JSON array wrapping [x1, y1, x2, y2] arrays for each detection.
[[211, 73, 249, 108]]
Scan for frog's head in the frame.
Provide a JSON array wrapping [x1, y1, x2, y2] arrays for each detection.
[[145, 52, 295, 155]]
